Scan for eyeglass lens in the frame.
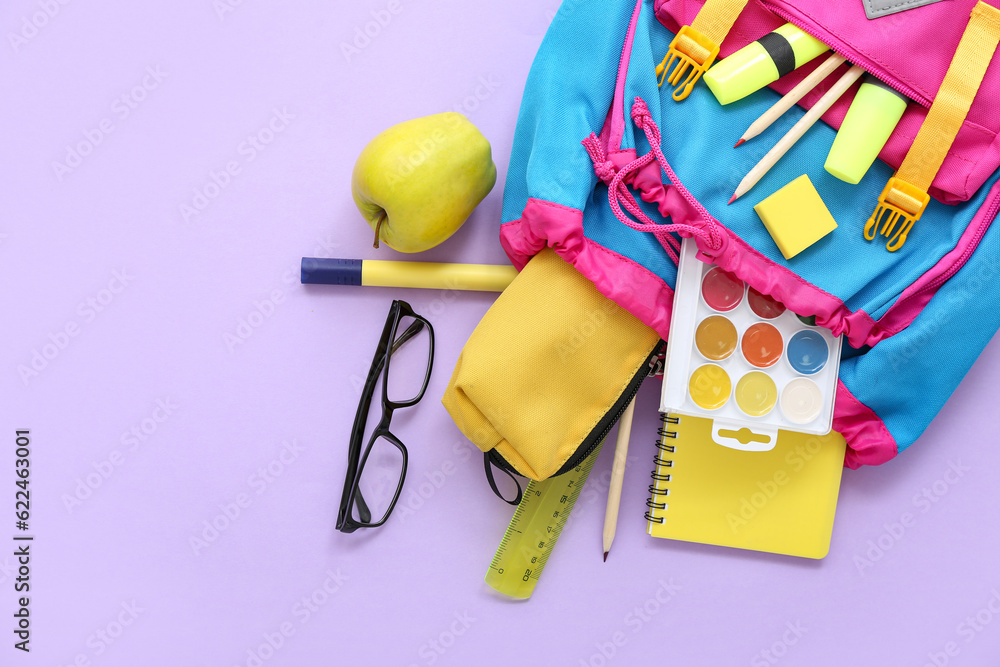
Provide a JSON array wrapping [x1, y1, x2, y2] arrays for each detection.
[[384, 314, 432, 404], [351, 434, 406, 525]]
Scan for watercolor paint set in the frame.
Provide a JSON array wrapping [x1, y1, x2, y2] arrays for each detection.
[[661, 239, 842, 450]]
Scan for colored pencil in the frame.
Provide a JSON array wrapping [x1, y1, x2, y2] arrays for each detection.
[[735, 53, 848, 147], [602, 397, 636, 561], [730, 64, 865, 204]]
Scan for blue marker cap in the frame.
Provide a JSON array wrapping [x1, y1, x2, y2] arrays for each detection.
[[300, 257, 363, 285]]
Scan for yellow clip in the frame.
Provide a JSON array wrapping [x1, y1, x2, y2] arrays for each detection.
[[863, 177, 930, 252], [655, 25, 720, 101]]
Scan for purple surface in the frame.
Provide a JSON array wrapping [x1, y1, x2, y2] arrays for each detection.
[[3, 1, 1000, 665]]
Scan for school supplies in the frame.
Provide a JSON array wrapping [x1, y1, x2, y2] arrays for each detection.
[[865, 2, 1000, 252], [601, 397, 635, 561], [730, 65, 865, 203], [703, 23, 829, 106], [443, 248, 661, 490], [646, 413, 846, 559], [499, 0, 1000, 477], [753, 175, 838, 259], [661, 239, 842, 450], [301, 257, 518, 292], [735, 52, 847, 146], [825, 75, 908, 185], [485, 442, 603, 599]]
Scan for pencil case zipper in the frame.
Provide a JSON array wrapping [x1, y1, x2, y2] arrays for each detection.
[[488, 339, 666, 479]]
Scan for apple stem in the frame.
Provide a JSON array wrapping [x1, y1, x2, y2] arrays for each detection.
[[373, 211, 386, 249]]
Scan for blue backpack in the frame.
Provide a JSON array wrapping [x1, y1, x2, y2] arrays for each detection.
[[498, 0, 1000, 467]]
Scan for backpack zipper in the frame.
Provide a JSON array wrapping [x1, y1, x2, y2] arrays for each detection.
[[488, 339, 667, 480], [758, 0, 927, 106], [890, 186, 1000, 307]]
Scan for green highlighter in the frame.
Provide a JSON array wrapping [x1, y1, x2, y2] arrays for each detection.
[[825, 75, 909, 184], [703, 23, 829, 105]]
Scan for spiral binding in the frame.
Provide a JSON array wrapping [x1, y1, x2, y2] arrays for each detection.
[[645, 414, 679, 524]]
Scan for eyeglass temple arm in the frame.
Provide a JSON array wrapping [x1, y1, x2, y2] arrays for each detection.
[[391, 319, 425, 354]]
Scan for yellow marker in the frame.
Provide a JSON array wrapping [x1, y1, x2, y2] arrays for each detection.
[[825, 75, 908, 184], [704, 23, 829, 105], [300, 257, 518, 292]]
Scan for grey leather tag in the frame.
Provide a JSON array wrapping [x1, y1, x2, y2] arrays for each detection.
[[864, 0, 950, 19]]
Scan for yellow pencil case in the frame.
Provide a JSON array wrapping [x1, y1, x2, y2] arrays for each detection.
[[442, 248, 662, 494]]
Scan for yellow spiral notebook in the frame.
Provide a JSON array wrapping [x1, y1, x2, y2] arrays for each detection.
[[645, 413, 846, 559]]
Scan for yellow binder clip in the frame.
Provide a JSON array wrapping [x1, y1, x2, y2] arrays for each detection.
[[864, 176, 930, 252], [656, 25, 720, 101]]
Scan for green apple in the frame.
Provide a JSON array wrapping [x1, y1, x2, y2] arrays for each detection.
[[351, 112, 497, 253]]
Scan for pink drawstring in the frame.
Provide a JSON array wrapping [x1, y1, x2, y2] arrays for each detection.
[[581, 134, 617, 184], [585, 97, 725, 265]]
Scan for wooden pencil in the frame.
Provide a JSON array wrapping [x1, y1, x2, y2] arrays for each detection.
[[730, 64, 865, 204], [735, 52, 848, 147], [602, 397, 636, 561]]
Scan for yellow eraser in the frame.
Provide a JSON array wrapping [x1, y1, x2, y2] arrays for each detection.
[[753, 175, 838, 259]]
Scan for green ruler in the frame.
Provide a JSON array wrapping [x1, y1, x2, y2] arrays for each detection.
[[484, 441, 604, 599]]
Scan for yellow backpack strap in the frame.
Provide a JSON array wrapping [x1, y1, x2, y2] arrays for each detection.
[[865, 1, 1000, 252], [656, 0, 751, 101]]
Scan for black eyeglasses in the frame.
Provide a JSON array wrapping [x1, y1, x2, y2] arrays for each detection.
[[336, 300, 434, 533]]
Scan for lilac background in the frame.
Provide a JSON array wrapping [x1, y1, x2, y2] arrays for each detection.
[[3, 1, 1000, 666]]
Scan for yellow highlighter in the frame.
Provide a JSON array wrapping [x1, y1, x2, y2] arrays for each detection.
[[825, 75, 908, 184], [704, 23, 829, 105], [300, 257, 518, 292]]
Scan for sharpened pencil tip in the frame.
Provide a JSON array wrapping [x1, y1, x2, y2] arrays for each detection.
[[603, 551, 608, 562], [734, 138, 745, 147], [728, 193, 737, 205]]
